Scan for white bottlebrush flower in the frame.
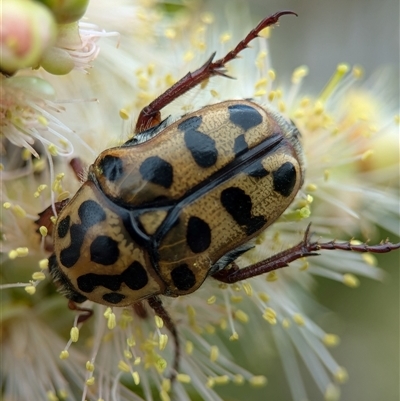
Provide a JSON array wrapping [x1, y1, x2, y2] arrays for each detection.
[[1, 1, 399, 401]]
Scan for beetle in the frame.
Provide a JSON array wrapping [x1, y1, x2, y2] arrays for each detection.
[[36, 11, 400, 379]]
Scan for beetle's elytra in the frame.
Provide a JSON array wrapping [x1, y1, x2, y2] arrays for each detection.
[[50, 100, 304, 307], [36, 10, 399, 379]]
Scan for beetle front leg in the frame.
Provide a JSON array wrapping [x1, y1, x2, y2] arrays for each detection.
[[147, 296, 180, 381], [212, 224, 400, 284], [134, 11, 297, 132]]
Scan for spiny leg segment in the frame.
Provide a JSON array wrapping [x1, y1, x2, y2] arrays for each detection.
[[135, 11, 297, 132], [213, 224, 400, 283]]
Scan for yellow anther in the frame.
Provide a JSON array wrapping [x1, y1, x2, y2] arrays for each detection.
[[229, 332, 239, 341], [134, 357, 141, 365], [299, 260, 309, 271], [3, 202, 11, 209], [201, 12, 214, 24], [25, 285, 36, 295], [118, 360, 130, 373], [282, 318, 291, 329], [38, 185, 48, 193], [47, 390, 58, 401], [86, 377, 95, 386], [206, 377, 215, 388], [361, 149, 374, 160], [132, 371, 140, 385], [48, 144, 58, 156], [171, 373, 188, 384], [293, 313, 305, 326], [39, 258, 49, 269], [263, 307, 277, 325], [107, 312, 116, 329], [22, 148, 32, 161], [324, 383, 340, 401], [159, 334, 168, 350], [50, 216, 57, 224], [268, 69, 276, 80], [352, 65, 364, 79], [258, 292, 270, 302], [249, 375, 267, 387], [210, 89, 219, 98], [214, 375, 229, 385], [254, 89, 267, 97], [210, 345, 219, 362], [164, 28, 176, 39], [13, 204, 27, 218], [183, 50, 194, 62], [319, 63, 349, 102], [343, 274, 359, 288], [160, 390, 170, 401], [323, 334, 340, 347], [230, 295, 243, 303], [38, 115, 48, 126], [233, 374, 245, 384], [32, 271, 46, 281], [119, 109, 130, 120], [70, 327, 79, 342], [155, 315, 164, 328], [86, 361, 95, 371], [205, 324, 215, 334], [8, 250, 18, 259], [39, 226, 48, 237], [362, 253, 376, 266], [124, 350, 133, 359], [306, 183, 318, 192], [291, 65, 309, 84], [242, 282, 253, 296], [127, 336, 135, 347], [324, 169, 330, 181], [266, 271, 277, 282], [185, 341, 193, 355], [335, 367, 349, 383], [220, 33, 231, 43], [234, 309, 249, 323], [59, 350, 69, 359], [207, 295, 216, 304], [161, 378, 171, 392]]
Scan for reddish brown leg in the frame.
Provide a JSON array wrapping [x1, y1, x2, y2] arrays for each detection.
[[68, 300, 93, 324], [147, 296, 180, 381], [132, 301, 148, 319], [213, 224, 400, 284], [135, 10, 297, 132]]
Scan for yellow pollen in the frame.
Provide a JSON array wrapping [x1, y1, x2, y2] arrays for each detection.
[[13, 204, 27, 218], [17, 247, 28, 256], [50, 216, 57, 224], [210, 345, 219, 362], [3, 202, 11, 209], [39, 226, 48, 237], [48, 144, 58, 156], [108, 313, 116, 329], [255, 51, 267, 69], [361, 149, 374, 160], [313, 100, 324, 115], [207, 295, 216, 304], [159, 334, 168, 350], [206, 377, 215, 388], [164, 28, 176, 39], [124, 350, 133, 359], [335, 367, 349, 384], [323, 334, 340, 347], [47, 391, 58, 401], [219, 319, 227, 330], [210, 89, 219, 98], [324, 383, 341, 401], [362, 253, 377, 266], [155, 315, 164, 328], [263, 307, 277, 325], [266, 271, 277, 282], [22, 148, 31, 161], [119, 109, 130, 120], [134, 357, 141, 365], [70, 327, 79, 342], [254, 89, 267, 97], [306, 183, 318, 192], [177, 373, 191, 383], [155, 357, 167, 373], [205, 324, 215, 334], [343, 274, 359, 288], [33, 159, 46, 172], [32, 272, 45, 281], [293, 313, 305, 326], [218, 283, 228, 289], [86, 377, 95, 386], [160, 390, 170, 401], [268, 91, 276, 102], [162, 378, 171, 392], [214, 375, 229, 385], [132, 371, 140, 385], [185, 341, 194, 355], [38, 115, 48, 126], [220, 33, 231, 43], [291, 65, 309, 84], [278, 100, 286, 112], [24, 285, 36, 295], [59, 350, 69, 359], [249, 375, 267, 387], [268, 69, 276, 80], [104, 307, 112, 318], [86, 361, 95, 372], [229, 332, 239, 341], [255, 78, 268, 88], [230, 295, 243, 303], [319, 63, 349, 102], [242, 282, 253, 296], [118, 360, 131, 373], [352, 65, 364, 79], [39, 258, 49, 269], [183, 50, 194, 62], [258, 292, 270, 302], [234, 309, 249, 323], [233, 374, 245, 384], [282, 318, 291, 329]]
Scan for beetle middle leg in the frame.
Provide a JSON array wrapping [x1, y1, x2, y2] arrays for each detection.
[[134, 10, 297, 132], [147, 296, 180, 381], [212, 224, 400, 284]]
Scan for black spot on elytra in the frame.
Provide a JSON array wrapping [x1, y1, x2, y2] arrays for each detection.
[[78, 200, 107, 228], [76, 261, 149, 295], [59, 200, 107, 268], [102, 292, 126, 304], [124, 261, 149, 290], [90, 235, 119, 265], [139, 156, 173, 188], [100, 155, 124, 182], [233, 134, 248, 157], [180, 116, 218, 168], [244, 160, 269, 178], [273, 162, 297, 197], [57, 215, 70, 238], [228, 104, 263, 131], [186, 216, 211, 253], [171, 264, 196, 291], [220, 186, 266, 236]]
